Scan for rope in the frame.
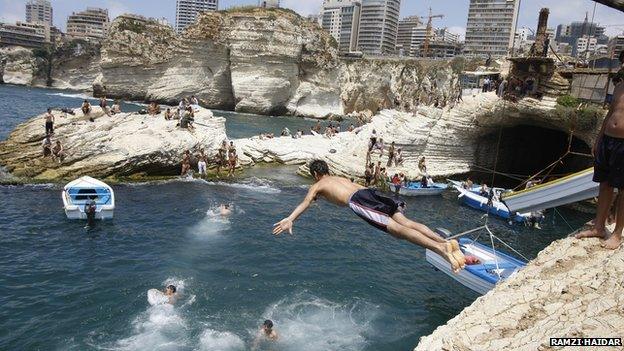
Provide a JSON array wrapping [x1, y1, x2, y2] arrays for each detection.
[[554, 208, 575, 232], [490, 124, 504, 186]]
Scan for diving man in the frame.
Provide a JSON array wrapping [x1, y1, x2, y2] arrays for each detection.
[[273, 160, 466, 272]]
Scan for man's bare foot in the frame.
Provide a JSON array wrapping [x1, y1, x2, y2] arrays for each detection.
[[575, 227, 608, 239], [443, 242, 461, 274], [449, 239, 466, 269], [601, 234, 622, 250]]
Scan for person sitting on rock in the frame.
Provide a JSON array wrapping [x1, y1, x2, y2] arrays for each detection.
[[81, 100, 92, 115], [418, 157, 427, 174], [99, 97, 109, 116], [372, 138, 385, 157], [190, 95, 199, 106], [42, 135, 52, 157], [364, 163, 373, 187], [111, 100, 121, 115], [148, 102, 160, 116], [164, 108, 173, 121], [273, 160, 466, 273], [52, 140, 65, 164], [180, 107, 195, 131]]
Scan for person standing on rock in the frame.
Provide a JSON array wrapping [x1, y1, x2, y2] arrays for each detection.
[[197, 149, 207, 178], [228, 148, 238, 178], [387, 142, 396, 167], [576, 52, 624, 250], [44, 108, 54, 136], [273, 160, 466, 273]]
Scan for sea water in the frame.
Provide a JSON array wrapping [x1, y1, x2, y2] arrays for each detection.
[[0, 85, 592, 350]]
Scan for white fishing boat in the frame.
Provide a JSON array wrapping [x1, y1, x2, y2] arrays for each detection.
[[427, 229, 527, 295], [501, 168, 598, 213], [62, 176, 115, 220], [388, 182, 448, 196]]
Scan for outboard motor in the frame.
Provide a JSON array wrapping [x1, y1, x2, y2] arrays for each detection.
[[85, 200, 97, 228]]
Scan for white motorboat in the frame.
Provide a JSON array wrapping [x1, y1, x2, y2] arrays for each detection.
[[387, 182, 448, 196], [62, 176, 115, 220], [502, 168, 598, 213]]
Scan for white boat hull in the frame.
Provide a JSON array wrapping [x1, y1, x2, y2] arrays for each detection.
[[62, 176, 115, 220], [426, 249, 493, 295], [502, 168, 598, 213]]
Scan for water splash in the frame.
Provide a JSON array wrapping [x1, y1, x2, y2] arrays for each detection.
[[203, 177, 281, 194], [258, 292, 378, 351], [198, 329, 245, 351]]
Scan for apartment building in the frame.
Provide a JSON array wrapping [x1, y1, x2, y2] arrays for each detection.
[[464, 0, 520, 58], [175, 0, 218, 33]]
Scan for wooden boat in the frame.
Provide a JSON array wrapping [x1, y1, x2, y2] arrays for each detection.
[[501, 168, 598, 213], [62, 176, 115, 220], [426, 237, 526, 295]]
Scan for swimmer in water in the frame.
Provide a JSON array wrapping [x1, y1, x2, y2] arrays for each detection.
[[163, 284, 177, 304], [252, 319, 278, 349], [220, 204, 232, 216]]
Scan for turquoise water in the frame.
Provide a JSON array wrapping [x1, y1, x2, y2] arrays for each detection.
[[0, 85, 592, 350]]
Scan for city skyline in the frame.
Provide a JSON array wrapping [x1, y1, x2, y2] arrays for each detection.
[[1, 0, 623, 39]]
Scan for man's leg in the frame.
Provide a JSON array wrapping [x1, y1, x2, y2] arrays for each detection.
[[386, 217, 464, 272], [576, 182, 614, 239], [603, 189, 623, 249], [392, 212, 446, 243]]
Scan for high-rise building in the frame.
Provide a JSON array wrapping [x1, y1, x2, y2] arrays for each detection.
[[396, 16, 421, 56], [0, 21, 47, 48], [609, 35, 624, 56], [320, 0, 362, 53], [66, 8, 110, 41], [555, 15, 609, 57], [576, 35, 598, 59], [464, 0, 520, 58], [175, 0, 218, 33], [25, 0, 53, 27], [357, 0, 401, 55], [435, 28, 460, 44], [258, 0, 280, 8]]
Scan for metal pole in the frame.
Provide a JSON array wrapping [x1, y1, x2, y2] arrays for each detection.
[[510, 0, 522, 58]]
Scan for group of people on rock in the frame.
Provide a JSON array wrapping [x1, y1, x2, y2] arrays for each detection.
[[41, 108, 65, 163], [180, 140, 238, 178]]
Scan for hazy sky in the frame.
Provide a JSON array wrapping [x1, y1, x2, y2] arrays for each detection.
[[1, 0, 623, 39]]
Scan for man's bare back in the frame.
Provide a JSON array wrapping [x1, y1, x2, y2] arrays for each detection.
[[312, 176, 364, 207], [605, 82, 624, 138]]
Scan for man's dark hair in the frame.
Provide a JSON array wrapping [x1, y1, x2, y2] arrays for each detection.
[[309, 160, 329, 177], [263, 319, 273, 329], [167, 285, 176, 293]]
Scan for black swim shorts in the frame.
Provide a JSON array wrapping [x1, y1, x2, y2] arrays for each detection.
[[348, 188, 405, 232], [593, 135, 624, 189]]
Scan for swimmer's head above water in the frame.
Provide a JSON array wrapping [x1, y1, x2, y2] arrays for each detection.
[[165, 285, 176, 295], [262, 319, 273, 333]]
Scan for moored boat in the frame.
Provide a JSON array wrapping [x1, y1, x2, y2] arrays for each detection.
[[62, 176, 115, 220], [426, 237, 526, 295], [501, 168, 598, 213], [449, 181, 531, 223], [387, 182, 448, 196]]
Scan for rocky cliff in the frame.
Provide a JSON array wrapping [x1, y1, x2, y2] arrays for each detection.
[[236, 93, 600, 180], [94, 9, 460, 118], [0, 107, 226, 181], [0, 40, 101, 90], [415, 231, 624, 351]]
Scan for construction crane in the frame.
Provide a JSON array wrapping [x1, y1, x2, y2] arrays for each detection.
[[419, 7, 444, 58]]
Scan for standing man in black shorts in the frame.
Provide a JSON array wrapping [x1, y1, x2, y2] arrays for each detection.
[[44, 108, 54, 135], [273, 160, 466, 272], [576, 51, 624, 249]]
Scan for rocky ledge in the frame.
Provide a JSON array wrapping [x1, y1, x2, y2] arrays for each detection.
[[415, 232, 624, 351], [0, 107, 226, 181]]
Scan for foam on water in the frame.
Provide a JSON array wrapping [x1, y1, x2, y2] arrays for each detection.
[[258, 292, 378, 351], [113, 278, 193, 351], [203, 177, 281, 194], [198, 329, 245, 351]]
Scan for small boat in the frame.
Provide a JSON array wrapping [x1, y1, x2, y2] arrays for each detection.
[[502, 167, 598, 213], [426, 237, 526, 295], [62, 176, 115, 220], [450, 181, 531, 223], [387, 182, 448, 196]]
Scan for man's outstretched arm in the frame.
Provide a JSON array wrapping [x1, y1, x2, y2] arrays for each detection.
[[273, 183, 320, 235]]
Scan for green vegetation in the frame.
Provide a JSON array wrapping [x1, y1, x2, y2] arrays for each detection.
[[556, 95, 580, 108], [117, 19, 147, 34]]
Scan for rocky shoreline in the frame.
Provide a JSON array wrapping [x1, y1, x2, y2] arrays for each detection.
[[415, 228, 624, 351]]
